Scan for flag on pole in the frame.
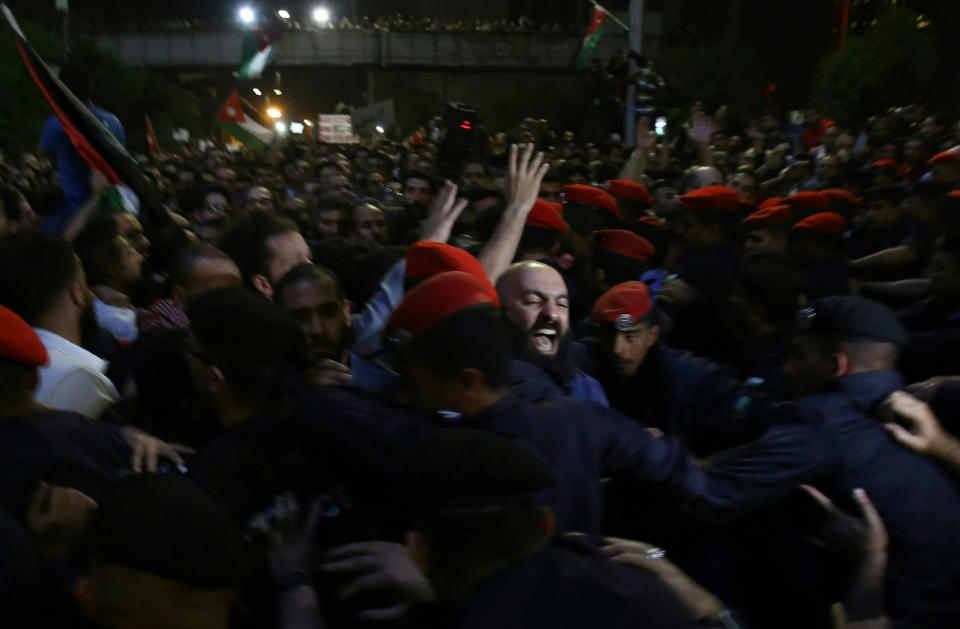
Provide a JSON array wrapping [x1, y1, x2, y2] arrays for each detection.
[[236, 29, 280, 80], [1, 3, 172, 230], [216, 91, 274, 152], [575, 5, 608, 69], [145, 115, 159, 153]]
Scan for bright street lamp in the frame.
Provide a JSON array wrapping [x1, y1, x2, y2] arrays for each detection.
[[303, 119, 314, 127], [275, 121, 287, 133], [267, 107, 282, 119], [238, 6, 255, 24], [375, 125, 384, 134], [312, 6, 330, 24], [277, 9, 290, 19], [274, 89, 282, 95], [252, 88, 262, 96]]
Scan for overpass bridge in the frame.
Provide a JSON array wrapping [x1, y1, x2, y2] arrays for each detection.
[[94, 22, 659, 70]]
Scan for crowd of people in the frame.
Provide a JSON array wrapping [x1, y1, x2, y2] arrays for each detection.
[[117, 14, 573, 35], [3, 66, 960, 628]]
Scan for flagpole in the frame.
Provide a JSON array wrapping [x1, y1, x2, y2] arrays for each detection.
[[587, 0, 630, 33]]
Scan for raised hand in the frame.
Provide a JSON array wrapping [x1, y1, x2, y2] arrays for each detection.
[[121, 426, 194, 473], [884, 391, 949, 457], [421, 179, 468, 243], [507, 143, 550, 218], [687, 110, 717, 145]]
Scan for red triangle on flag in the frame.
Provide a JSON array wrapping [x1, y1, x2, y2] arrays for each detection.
[[217, 92, 247, 124]]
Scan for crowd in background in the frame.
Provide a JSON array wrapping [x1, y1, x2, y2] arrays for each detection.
[[4, 66, 960, 629]]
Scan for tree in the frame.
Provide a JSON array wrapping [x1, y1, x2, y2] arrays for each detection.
[[812, 8, 937, 126]]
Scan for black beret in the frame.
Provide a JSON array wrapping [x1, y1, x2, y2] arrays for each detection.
[[796, 296, 907, 346], [740, 250, 809, 295], [404, 428, 557, 510], [90, 475, 246, 589], [186, 286, 305, 368]]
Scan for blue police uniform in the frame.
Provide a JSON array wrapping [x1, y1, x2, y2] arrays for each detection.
[[898, 298, 960, 383]]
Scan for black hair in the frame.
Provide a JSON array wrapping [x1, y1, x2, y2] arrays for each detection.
[[518, 225, 562, 259], [0, 185, 24, 224], [0, 235, 79, 325], [274, 262, 342, 308], [541, 168, 563, 184], [74, 214, 124, 286], [0, 359, 38, 410], [404, 171, 436, 192], [413, 307, 510, 390], [591, 247, 648, 287], [168, 244, 235, 290], [466, 184, 505, 203], [217, 211, 299, 286], [563, 202, 619, 237]]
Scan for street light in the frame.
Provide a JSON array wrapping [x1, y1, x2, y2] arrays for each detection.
[[267, 107, 282, 119], [252, 88, 262, 96], [274, 89, 282, 95], [303, 119, 314, 127], [238, 6, 255, 24], [277, 9, 290, 19], [375, 125, 384, 134], [312, 6, 330, 24], [275, 121, 287, 134]]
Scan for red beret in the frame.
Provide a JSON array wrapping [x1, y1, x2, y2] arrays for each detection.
[[405, 242, 489, 288], [820, 188, 861, 205], [793, 212, 847, 237], [783, 191, 829, 211], [385, 271, 500, 342], [635, 216, 668, 231], [759, 196, 785, 209], [949, 190, 960, 200], [0, 305, 48, 367], [526, 199, 568, 232], [739, 199, 759, 213], [678, 186, 740, 212], [591, 281, 654, 328], [870, 159, 899, 171], [742, 205, 794, 229], [607, 179, 653, 205], [592, 229, 655, 262], [563, 184, 621, 218], [928, 150, 960, 166]]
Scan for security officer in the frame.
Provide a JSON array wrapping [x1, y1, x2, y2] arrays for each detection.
[[791, 212, 851, 299], [584, 281, 765, 456], [685, 296, 960, 621], [402, 428, 716, 628], [741, 204, 793, 252]]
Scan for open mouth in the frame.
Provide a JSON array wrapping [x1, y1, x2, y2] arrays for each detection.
[[531, 327, 559, 355]]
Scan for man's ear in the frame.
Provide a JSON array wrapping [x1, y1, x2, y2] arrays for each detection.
[[456, 367, 486, 392], [342, 299, 352, 326], [831, 351, 851, 378], [250, 275, 273, 300], [406, 530, 430, 574], [647, 324, 661, 347], [74, 576, 99, 619], [69, 282, 87, 310]]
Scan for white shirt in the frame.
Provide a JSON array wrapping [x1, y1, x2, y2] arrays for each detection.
[[32, 328, 119, 418], [94, 299, 139, 343]]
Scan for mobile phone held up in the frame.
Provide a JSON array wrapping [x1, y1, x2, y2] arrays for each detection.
[[655, 117, 667, 136]]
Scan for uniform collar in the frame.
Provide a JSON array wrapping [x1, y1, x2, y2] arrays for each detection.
[[831, 370, 903, 411]]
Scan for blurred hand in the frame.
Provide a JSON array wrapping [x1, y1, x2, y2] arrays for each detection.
[[830, 604, 892, 629], [801, 486, 887, 559], [90, 170, 110, 196], [883, 391, 949, 457], [27, 482, 97, 559], [121, 426, 193, 473], [251, 492, 323, 588], [506, 143, 549, 218], [305, 359, 353, 387], [657, 278, 701, 308], [321, 541, 436, 621], [421, 179, 468, 243], [636, 116, 656, 152], [600, 537, 724, 620], [687, 110, 717, 145], [905, 376, 960, 404]]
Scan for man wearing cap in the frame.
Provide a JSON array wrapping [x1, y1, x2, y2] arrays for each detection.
[[381, 271, 701, 534], [846, 185, 937, 281], [690, 297, 960, 620], [399, 428, 712, 628], [927, 149, 960, 187], [607, 179, 653, 221], [661, 185, 742, 363], [782, 191, 830, 222], [562, 184, 621, 237], [587, 229, 656, 297], [791, 212, 852, 299], [74, 474, 247, 629], [585, 282, 764, 455], [496, 261, 609, 405], [517, 199, 567, 263], [0, 235, 118, 418], [741, 205, 793, 252]]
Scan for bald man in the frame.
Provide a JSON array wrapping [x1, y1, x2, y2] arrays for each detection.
[[497, 262, 608, 405]]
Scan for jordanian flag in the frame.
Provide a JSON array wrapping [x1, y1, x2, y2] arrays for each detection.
[[575, 6, 608, 69], [236, 29, 280, 80], [145, 114, 159, 153], [217, 91, 273, 151], [1, 4, 172, 231]]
